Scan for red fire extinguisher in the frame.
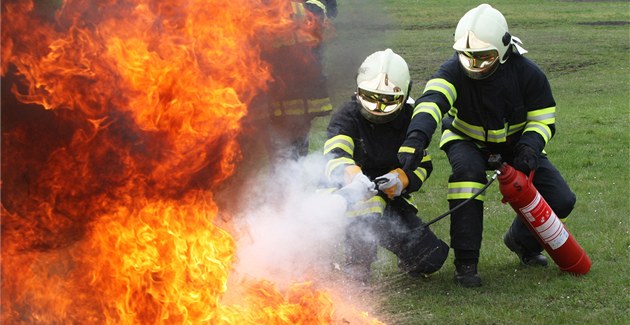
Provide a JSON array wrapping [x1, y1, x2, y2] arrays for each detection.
[[498, 163, 591, 275]]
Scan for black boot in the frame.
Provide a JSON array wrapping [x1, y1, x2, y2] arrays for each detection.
[[454, 262, 482, 287], [503, 227, 548, 267]]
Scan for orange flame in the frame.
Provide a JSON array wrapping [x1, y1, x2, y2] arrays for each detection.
[[1, 0, 383, 324]]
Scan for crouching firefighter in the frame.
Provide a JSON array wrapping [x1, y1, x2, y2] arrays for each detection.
[[323, 49, 449, 283]]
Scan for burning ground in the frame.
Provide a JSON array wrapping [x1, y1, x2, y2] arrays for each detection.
[[1, 1, 383, 323]]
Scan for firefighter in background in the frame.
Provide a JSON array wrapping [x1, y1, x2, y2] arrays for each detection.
[[397, 4, 576, 287], [324, 49, 449, 283], [216, 0, 336, 216], [263, 0, 337, 162]]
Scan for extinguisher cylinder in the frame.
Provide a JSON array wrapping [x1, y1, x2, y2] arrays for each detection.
[[498, 163, 591, 275]]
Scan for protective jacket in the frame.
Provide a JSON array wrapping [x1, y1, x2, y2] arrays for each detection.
[[324, 96, 448, 276], [410, 52, 556, 155], [324, 97, 432, 195], [266, 0, 335, 119]]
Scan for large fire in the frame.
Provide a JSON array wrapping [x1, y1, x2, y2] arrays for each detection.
[[1, 0, 383, 324]]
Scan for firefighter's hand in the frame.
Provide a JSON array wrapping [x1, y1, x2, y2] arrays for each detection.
[[398, 131, 426, 172], [513, 144, 540, 174], [376, 173, 402, 199], [338, 172, 377, 203]]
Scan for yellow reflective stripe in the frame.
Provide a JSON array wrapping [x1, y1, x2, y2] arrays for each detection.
[[305, 0, 327, 13], [452, 117, 485, 141], [527, 107, 556, 124], [447, 181, 486, 201], [412, 102, 442, 123], [346, 196, 386, 218], [439, 129, 466, 148], [271, 99, 305, 116], [452, 118, 509, 143], [272, 98, 331, 116], [316, 188, 337, 194], [414, 151, 431, 182], [324, 135, 354, 156], [325, 157, 355, 179], [307, 97, 332, 114], [486, 123, 508, 142], [423, 78, 457, 106], [403, 196, 418, 210], [398, 146, 416, 154], [524, 121, 552, 143], [508, 122, 526, 136], [292, 1, 306, 18], [413, 167, 429, 183]]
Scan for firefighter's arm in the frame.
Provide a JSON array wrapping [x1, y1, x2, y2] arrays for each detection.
[[401, 72, 455, 171], [514, 104, 556, 174]]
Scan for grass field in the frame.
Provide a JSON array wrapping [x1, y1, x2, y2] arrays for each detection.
[[313, 1, 630, 324]]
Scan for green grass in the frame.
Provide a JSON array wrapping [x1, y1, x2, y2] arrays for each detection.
[[313, 1, 630, 324]]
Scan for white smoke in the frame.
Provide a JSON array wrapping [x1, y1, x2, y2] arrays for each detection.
[[230, 153, 351, 284]]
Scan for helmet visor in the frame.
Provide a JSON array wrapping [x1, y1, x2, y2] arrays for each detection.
[[357, 88, 405, 115], [458, 50, 499, 79]]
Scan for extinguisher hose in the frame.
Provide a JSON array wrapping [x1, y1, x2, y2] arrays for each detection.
[[423, 169, 501, 228]]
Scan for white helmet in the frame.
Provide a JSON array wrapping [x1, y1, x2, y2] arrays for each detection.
[[356, 48, 410, 124], [453, 4, 527, 79]]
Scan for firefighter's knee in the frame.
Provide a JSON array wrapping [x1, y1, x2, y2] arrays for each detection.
[[399, 228, 449, 276], [450, 164, 487, 184], [553, 192, 576, 219]]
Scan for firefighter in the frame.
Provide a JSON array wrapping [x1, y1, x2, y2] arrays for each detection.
[[263, 0, 337, 162], [397, 4, 576, 287], [324, 49, 449, 283]]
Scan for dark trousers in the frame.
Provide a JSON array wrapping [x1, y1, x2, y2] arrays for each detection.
[[345, 198, 449, 275], [445, 140, 576, 262]]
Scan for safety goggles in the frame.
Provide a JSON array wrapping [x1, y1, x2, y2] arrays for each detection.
[[357, 87, 404, 114], [458, 49, 499, 75]]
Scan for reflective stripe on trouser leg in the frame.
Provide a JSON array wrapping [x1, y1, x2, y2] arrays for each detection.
[[444, 140, 488, 256]]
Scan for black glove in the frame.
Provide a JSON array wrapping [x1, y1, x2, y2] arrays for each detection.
[[326, 0, 338, 18], [398, 131, 427, 172], [512, 144, 540, 174]]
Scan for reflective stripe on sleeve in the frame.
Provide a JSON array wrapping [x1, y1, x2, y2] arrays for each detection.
[[325, 157, 355, 179], [412, 102, 442, 123], [524, 121, 553, 143], [527, 106, 556, 125], [345, 196, 387, 218], [324, 135, 354, 156], [423, 78, 457, 106]]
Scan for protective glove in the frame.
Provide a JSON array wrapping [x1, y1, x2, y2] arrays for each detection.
[[512, 143, 540, 174], [398, 131, 427, 172], [337, 172, 377, 203], [376, 168, 409, 199]]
